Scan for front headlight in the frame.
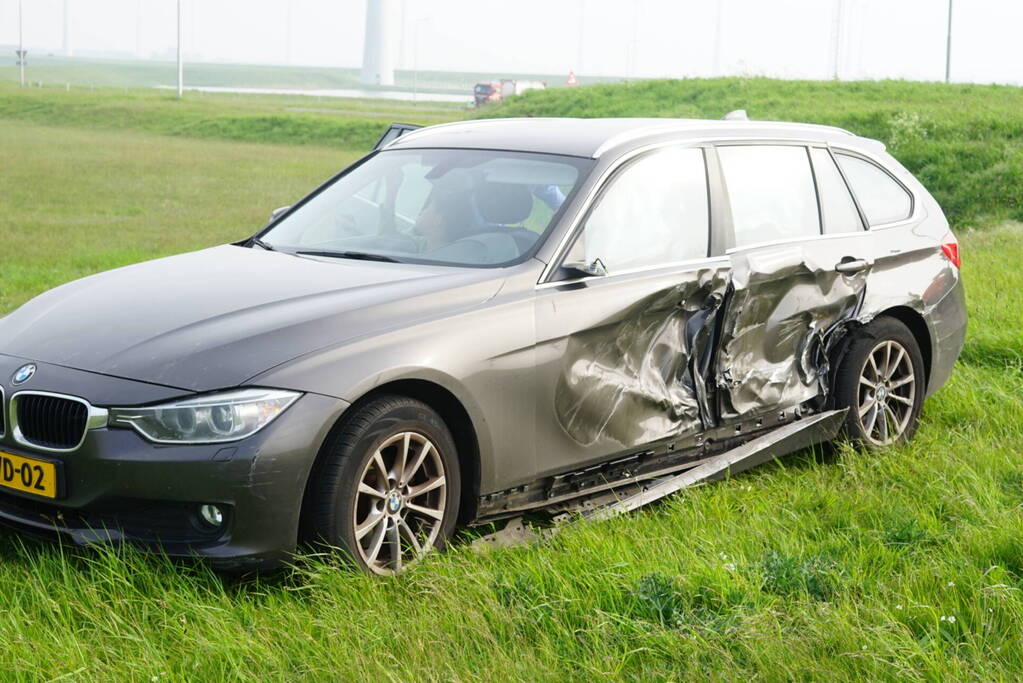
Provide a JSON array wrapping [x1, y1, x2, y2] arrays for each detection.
[[108, 388, 301, 444]]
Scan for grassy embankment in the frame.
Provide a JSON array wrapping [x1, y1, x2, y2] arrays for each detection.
[[0, 78, 1021, 679]]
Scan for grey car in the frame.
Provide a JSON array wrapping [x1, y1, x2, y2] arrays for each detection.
[[0, 116, 966, 574]]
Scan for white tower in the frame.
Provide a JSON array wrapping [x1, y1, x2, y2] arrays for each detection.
[[63, 0, 73, 57], [360, 0, 397, 86]]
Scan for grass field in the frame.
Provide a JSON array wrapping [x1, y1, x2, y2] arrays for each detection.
[[0, 80, 1022, 679]]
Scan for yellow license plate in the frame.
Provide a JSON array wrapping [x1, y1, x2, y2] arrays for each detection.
[[0, 450, 59, 499]]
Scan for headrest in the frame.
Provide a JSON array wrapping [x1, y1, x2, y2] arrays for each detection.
[[476, 183, 533, 225]]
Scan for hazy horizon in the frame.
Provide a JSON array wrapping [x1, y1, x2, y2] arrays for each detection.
[[2, 0, 1021, 86]]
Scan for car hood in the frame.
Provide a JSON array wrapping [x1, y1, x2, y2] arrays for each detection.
[[0, 245, 504, 393]]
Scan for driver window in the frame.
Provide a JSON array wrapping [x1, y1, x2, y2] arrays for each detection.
[[572, 147, 709, 274]]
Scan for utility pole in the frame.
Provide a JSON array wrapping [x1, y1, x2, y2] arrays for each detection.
[[627, 0, 639, 78], [713, 0, 725, 76], [63, 0, 73, 57], [135, 0, 142, 58], [285, 0, 293, 64], [18, 0, 25, 87], [832, 0, 843, 80], [944, 0, 953, 83], [176, 0, 183, 98], [412, 17, 430, 105]]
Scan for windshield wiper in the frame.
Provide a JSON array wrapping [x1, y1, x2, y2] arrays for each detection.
[[295, 250, 402, 263], [250, 237, 276, 252]]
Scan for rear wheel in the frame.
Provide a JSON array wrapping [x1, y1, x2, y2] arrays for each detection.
[[307, 395, 460, 574], [833, 316, 925, 447]]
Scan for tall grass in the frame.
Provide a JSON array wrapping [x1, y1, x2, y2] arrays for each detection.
[[4, 77, 1021, 227], [0, 82, 460, 151], [0, 83, 1021, 679], [482, 77, 1023, 228]]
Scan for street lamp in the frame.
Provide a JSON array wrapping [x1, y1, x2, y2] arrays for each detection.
[[945, 0, 953, 83], [833, 0, 844, 80], [177, 0, 183, 98], [713, 0, 725, 76], [17, 0, 26, 87], [412, 17, 430, 105]]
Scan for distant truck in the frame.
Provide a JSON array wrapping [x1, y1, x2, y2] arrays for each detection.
[[473, 79, 546, 107]]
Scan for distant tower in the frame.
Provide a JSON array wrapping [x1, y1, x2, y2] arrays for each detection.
[[63, 0, 73, 57], [360, 0, 397, 86]]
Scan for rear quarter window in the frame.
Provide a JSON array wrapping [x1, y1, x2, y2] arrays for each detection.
[[810, 147, 864, 235], [835, 153, 913, 226]]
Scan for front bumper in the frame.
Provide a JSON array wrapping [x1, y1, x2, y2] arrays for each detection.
[[0, 357, 349, 570]]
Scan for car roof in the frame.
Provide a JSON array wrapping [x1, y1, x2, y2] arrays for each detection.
[[385, 117, 881, 159]]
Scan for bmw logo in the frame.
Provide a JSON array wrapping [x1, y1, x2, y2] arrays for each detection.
[[11, 363, 36, 385]]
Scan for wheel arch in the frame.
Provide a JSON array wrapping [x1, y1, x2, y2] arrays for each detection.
[[877, 306, 933, 390], [298, 378, 484, 538]]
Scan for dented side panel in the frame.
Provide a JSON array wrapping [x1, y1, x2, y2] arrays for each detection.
[[533, 263, 730, 479], [853, 222, 966, 396], [716, 233, 874, 419]]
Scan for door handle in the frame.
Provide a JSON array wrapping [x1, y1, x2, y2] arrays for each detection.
[[835, 258, 869, 274]]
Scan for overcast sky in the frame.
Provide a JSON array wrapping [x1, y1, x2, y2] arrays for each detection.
[[1, 0, 1020, 85]]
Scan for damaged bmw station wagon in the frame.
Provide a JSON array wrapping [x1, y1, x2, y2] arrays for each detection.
[[0, 115, 965, 574]]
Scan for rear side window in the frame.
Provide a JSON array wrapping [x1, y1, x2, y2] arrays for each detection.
[[835, 153, 912, 226], [575, 147, 709, 273], [810, 148, 864, 235], [718, 145, 820, 248]]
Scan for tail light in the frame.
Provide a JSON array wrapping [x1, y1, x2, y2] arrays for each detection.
[[940, 236, 960, 269]]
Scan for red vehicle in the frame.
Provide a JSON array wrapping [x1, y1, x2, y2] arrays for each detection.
[[474, 81, 502, 108], [474, 79, 546, 107]]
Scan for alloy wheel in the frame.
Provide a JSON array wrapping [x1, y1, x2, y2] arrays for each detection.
[[856, 339, 916, 446], [352, 431, 448, 575]]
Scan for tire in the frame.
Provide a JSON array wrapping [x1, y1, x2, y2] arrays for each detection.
[[832, 316, 926, 448], [306, 395, 461, 575]]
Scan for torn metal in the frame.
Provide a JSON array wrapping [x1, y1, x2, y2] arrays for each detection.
[[472, 409, 847, 549], [553, 266, 729, 448], [716, 243, 868, 418], [551, 242, 869, 453], [500, 233, 963, 524]]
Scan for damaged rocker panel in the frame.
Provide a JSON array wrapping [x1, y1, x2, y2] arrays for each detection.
[[476, 400, 820, 522], [472, 408, 847, 551]]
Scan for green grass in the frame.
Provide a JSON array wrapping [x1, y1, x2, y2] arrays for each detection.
[[0, 82, 463, 151], [0, 81, 1022, 679], [483, 77, 1023, 228], [6, 76, 1023, 228], [0, 120, 356, 313]]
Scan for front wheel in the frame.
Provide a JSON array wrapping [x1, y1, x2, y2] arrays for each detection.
[[306, 395, 461, 574], [832, 316, 925, 447]]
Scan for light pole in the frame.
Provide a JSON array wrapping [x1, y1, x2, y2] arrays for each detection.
[[285, 0, 293, 65], [412, 17, 429, 105], [135, 0, 142, 58], [713, 0, 725, 76], [18, 0, 25, 87], [576, 0, 586, 77], [833, 0, 843, 80], [627, 0, 639, 78], [176, 0, 183, 98], [944, 0, 953, 83]]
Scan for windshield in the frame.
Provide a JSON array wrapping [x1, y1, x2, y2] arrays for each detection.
[[261, 149, 591, 267]]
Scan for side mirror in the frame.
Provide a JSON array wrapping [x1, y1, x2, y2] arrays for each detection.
[[559, 258, 607, 280], [269, 205, 291, 223]]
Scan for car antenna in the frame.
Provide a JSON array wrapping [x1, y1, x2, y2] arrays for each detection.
[[722, 109, 749, 121]]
